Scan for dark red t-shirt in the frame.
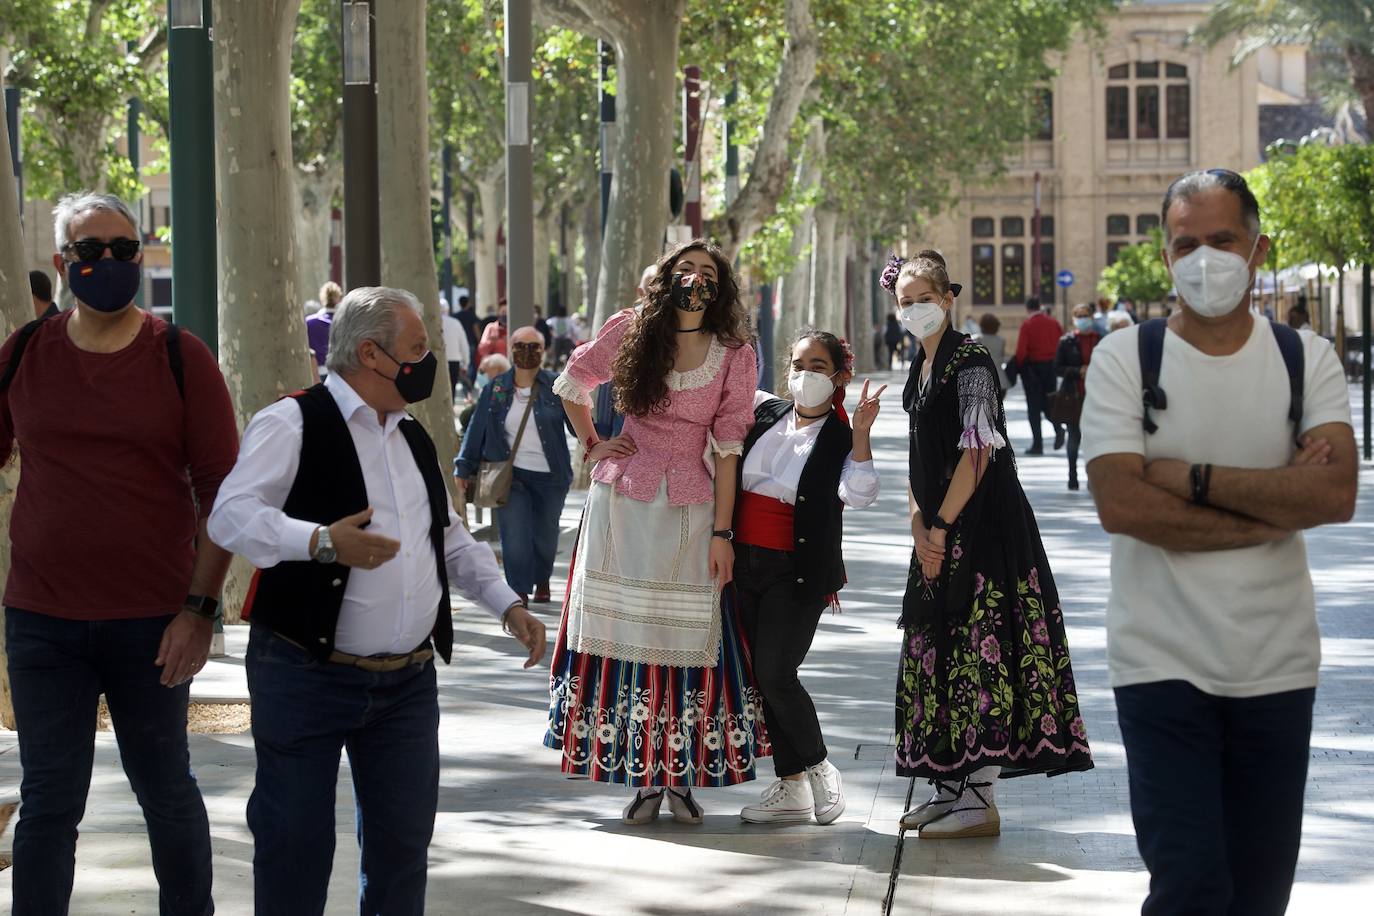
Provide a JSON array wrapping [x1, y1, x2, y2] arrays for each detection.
[[1015, 311, 1065, 365], [0, 311, 239, 619]]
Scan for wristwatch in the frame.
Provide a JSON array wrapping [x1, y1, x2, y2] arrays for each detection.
[[183, 595, 219, 621], [312, 525, 338, 564], [712, 528, 735, 541]]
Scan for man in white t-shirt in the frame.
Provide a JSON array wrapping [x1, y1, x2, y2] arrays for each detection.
[[1082, 169, 1356, 916], [440, 298, 471, 394]]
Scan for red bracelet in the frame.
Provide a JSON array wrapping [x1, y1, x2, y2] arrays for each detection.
[[583, 434, 602, 463]]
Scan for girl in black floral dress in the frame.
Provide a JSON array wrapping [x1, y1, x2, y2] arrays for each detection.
[[888, 251, 1092, 839]]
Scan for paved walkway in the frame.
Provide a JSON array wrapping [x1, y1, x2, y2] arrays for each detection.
[[1, 372, 1371, 914]]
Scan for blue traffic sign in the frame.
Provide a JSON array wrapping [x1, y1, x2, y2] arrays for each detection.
[[1056, 270, 1075, 288]]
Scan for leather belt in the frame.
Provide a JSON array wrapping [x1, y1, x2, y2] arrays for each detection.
[[327, 645, 433, 673]]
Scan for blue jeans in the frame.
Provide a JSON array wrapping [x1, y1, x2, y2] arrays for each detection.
[[1115, 680, 1315, 916], [245, 626, 439, 916], [495, 466, 569, 595], [4, 607, 213, 916]]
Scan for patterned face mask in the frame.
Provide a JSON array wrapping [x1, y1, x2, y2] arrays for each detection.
[[671, 272, 718, 313]]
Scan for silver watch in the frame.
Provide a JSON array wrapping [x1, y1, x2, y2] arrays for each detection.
[[312, 525, 337, 564]]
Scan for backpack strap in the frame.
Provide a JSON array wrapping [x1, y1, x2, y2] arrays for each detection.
[[1138, 318, 1168, 435], [0, 317, 52, 394], [1269, 321, 1304, 436], [165, 322, 185, 399]]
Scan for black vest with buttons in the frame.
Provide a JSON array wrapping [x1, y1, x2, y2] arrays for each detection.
[[738, 397, 852, 601], [242, 385, 454, 662]]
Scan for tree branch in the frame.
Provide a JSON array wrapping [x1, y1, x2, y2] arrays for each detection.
[[711, 0, 818, 259], [534, 0, 612, 43], [85, 0, 113, 43]]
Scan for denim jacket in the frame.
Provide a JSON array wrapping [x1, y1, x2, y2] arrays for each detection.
[[454, 369, 573, 486]]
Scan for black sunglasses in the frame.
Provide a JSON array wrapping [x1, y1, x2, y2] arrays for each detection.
[[511, 341, 543, 351], [64, 237, 141, 262]]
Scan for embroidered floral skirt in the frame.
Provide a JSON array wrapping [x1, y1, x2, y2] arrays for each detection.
[[894, 565, 1093, 780]]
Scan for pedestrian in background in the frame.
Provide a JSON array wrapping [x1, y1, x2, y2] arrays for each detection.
[[208, 286, 545, 916], [28, 270, 57, 320], [440, 297, 471, 395], [3, 191, 239, 916], [977, 313, 1009, 393], [884, 311, 905, 369], [1013, 296, 1064, 455], [1083, 168, 1356, 915], [890, 250, 1092, 839], [455, 326, 573, 605], [1054, 303, 1101, 491], [476, 300, 509, 364], [306, 281, 342, 373]]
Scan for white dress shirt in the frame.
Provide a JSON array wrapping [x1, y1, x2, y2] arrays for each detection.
[[442, 314, 471, 367], [208, 373, 520, 655], [742, 392, 880, 508]]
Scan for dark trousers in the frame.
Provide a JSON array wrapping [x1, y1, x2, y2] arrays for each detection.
[[1115, 680, 1315, 916], [245, 627, 439, 916], [1066, 421, 1082, 483], [495, 466, 570, 595], [4, 607, 213, 916], [1022, 360, 1062, 448], [733, 544, 828, 778]]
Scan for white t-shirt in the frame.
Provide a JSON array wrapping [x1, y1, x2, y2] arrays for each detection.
[[1081, 317, 1351, 698], [442, 314, 470, 367], [505, 386, 549, 473]]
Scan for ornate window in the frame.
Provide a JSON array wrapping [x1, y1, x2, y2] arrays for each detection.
[[1107, 214, 1131, 236], [1001, 243, 1025, 304], [1106, 60, 1190, 142], [972, 244, 996, 305]]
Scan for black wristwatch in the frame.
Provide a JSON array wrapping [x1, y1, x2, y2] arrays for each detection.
[[930, 515, 952, 532], [712, 528, 735, 541], [183, 595, 219, 621]]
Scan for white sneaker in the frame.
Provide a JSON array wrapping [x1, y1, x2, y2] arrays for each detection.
[[665, 786, 704, 825], [806, 759, 846, 825], [918, 775, 1000, 839], [740, 778, 815, 824], [899, 779, 961, 830], [622, 788, 664, 825]]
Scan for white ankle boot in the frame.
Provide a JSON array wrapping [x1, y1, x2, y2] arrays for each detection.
[[740, 777, 815, 824], [806, 759, 846, 825]]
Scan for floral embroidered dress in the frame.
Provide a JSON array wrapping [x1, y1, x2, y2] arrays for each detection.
[[544, 308, 769, 787], [896, 326, 1093, 780]]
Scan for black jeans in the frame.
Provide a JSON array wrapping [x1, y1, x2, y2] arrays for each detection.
[[5, 608, 213, 916], [1115, 680, 1315, 916], [1022, 360, 1062, 448], [733, 543, 828, 778], [1066, 421, 1082, 483]]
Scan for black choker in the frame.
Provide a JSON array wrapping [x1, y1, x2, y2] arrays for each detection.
[[794, 405, 831, 419], [677, 327, 706, 333]]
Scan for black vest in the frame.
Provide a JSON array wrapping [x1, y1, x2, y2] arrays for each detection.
[[738, 397, 852, 600], [243, 385, 454, 662]]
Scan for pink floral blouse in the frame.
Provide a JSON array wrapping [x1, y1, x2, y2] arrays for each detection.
[[554, 308, 757, 506]]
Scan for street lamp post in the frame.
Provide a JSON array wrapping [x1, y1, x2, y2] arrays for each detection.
[[504, 0, 533, 336], [342, 1, 380, 290], [598, 42, 614, 239], [683, 65, 702, 238], [4, 85, 21, 230], [168, 0, 217, 352]]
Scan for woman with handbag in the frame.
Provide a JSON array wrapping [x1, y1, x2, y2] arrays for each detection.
[[454, 326, 573, 604], [889, 250, 1092, 840], [1052, 304, 1101, 492], [544, 239, 766, 825]]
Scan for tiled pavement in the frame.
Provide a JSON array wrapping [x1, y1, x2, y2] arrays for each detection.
[[0, 372, 1370, 914]]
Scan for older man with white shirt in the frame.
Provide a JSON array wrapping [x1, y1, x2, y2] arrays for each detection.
[[208, 286, 545, 916]]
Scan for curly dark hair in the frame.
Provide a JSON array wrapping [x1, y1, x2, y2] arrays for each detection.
[[611, 239, 750, 417], [792, 327, 854, 377]]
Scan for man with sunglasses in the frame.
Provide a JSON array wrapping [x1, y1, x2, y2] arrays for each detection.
[[1083, 169, 1356, 914], [0, 192, 239, 915]]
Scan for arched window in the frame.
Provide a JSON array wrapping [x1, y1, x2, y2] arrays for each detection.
[[1106, 60, 1190, 142]]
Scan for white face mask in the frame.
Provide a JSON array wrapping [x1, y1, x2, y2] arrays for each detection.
[[788, 369, 836, 409], [898, 300, 946, 339], [1168, 237, 1260, 318]]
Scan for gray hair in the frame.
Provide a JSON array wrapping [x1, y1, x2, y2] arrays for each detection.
[[326, 286, 424, 375], [1160, 170, 1261, 243], [479, 353, 511, 375], [52, 192, 140, 249]]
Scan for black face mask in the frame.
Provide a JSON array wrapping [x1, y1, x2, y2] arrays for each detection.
[[371, 343, 438, 403], [671, 272, 718, 312]]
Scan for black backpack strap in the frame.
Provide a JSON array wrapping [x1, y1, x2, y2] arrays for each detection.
[[1138, 318, 1168, 435], [0, 318, 51, 394], [166, 323, 185, 399], [1269, 321, 1304, 435]]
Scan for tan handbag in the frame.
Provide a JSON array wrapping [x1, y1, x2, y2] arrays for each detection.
[[474, 379, 538, 509]]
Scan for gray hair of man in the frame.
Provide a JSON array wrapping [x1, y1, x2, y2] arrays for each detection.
[[1159, 169, 1261, 244], [52, 191, 141, 250], [326, 286, 424, 376]]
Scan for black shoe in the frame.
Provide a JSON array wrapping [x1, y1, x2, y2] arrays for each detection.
[[1068, 478, 1080, 491], [1024, 446, 1044, 456], [1053, 430, 1066, 450]]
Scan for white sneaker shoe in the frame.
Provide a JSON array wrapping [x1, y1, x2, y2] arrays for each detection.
[[622, 788, 664, 825], [917, 774, 1000, 839], [740, 777, 815, 824], [665, 786, 705, 824], [806, 759, 846, 825]]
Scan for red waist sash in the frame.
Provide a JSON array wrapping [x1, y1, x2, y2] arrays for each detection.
[[736, 490, 795, 552]]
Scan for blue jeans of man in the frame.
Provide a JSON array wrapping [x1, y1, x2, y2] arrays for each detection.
[[1021, 360, 1061, 449], [1115, 680, 1315, 916], [495, 466, 570, 595], [245, 626, 439, 916], [4, 607, 213, 916]]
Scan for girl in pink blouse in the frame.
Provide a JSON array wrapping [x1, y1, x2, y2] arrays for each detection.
[[543, 240, 768, 825]]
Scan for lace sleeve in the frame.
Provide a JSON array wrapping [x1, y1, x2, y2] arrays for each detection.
[[956, 364, 1007, 451]]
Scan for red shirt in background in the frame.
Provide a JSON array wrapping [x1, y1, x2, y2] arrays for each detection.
[[0, 311, 239, 620], [1015, 310, 1064, 365]]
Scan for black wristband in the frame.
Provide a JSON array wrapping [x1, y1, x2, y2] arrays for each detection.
[[712, 528, 734, 541], [1200, 463, 1214, 507], [930, 515, 952, 531], [1189, 464, 1208, 506]]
